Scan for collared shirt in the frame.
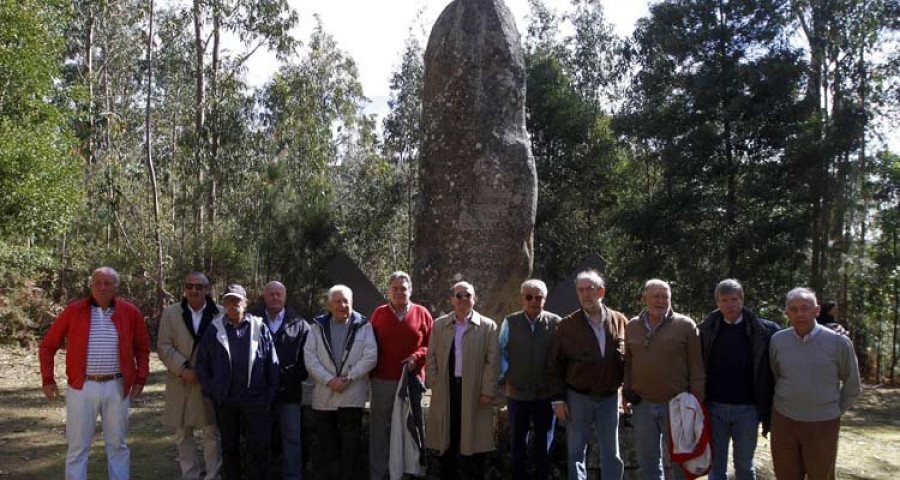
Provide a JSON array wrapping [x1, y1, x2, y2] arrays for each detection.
[[189, 301, 207, 334], [391, 302, 411, 322], [792, 321, 822, 343], [584, 308, 607, 358], [266, 308, 285, 334], [722, 314, 744, 325], [453, 312, 472, 378], [640, 309, 674, 345], [86, 305, 120, 376]]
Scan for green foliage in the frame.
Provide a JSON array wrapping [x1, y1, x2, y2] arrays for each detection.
[[0, 0, 80, 241]]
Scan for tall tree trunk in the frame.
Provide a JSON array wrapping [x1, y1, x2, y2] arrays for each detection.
[[206, 1, 222, 273], [193, 0, 206, 264], [144, 0, 168, 323]]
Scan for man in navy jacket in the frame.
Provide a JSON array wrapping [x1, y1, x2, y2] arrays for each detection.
[[197, 284, 279, 480]]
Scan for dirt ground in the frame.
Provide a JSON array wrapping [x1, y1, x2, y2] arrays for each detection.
[[1, 346, 897, 479]]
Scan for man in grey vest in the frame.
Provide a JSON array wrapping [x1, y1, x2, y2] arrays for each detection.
[[499, 279, 561, 480]]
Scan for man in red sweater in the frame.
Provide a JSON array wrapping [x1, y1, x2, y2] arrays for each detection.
[[39, 267, 151, 480], [368, 271, 434, 480]]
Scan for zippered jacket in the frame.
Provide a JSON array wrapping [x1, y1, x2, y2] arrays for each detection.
[[303, 311, 377, 410], [195, 313, 279, 404], [40, 297, 150, 398]]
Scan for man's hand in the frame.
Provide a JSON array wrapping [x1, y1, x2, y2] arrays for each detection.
[[180, 369, 199, 385], [479, 395, 493, 405], [622, 401, 633, 416], [554, 402, 568, 421], [402, 355, 417, 371], [130, 384, 144, 398], [327, 377, 350, 393], [42, 384, 59, 400]]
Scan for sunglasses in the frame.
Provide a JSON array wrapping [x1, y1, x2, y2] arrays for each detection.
[[525, 294, 544, 301], [184, 283, 207, 291], [454, 292, 472, 299]]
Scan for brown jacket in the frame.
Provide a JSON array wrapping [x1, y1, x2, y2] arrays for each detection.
[[547, 305, 627, 400], [624, 310, 705, 404], [424, 311, 499, 455]]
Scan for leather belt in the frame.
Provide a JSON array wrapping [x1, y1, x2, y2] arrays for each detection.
[[86, 373, 122, 382]]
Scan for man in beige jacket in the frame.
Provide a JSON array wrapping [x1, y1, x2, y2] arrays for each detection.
[[425, 281, 500, 480], [157, 272, 223, 480]]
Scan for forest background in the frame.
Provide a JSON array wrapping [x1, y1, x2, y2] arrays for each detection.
[[1, 0, 899, 383]]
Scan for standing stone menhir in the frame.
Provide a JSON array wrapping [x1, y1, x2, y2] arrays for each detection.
[[413, 0, 537, 320]]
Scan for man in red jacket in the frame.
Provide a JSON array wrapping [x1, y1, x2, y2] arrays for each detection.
[[39, 267, 151, 480]]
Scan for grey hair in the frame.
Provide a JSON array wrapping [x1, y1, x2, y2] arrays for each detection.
[[520, 279, 548, 295], [389, 271, 412, 286], [575, 270, 605, 289], [451, 281, 475, 296], [264, 281, 286, 293], [785, 287, 817, 309], [92, 267, 121, 287], [327, 284, 353, 301], [185, 271, 210, 286], [643, 278, 671, 294], [714, 279, 744, 300]]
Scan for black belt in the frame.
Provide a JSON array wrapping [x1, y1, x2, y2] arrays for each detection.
[[86, 373, 122, 382]]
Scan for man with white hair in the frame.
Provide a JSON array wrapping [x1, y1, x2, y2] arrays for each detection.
[[425, 281, 500, 479], [303, 285, 377, 480], [769, 287, 860, 480], [40, 267, 151, 480], [499, 278, 562, 480], [368, 271, 433, 480], [547, 270, 627, 480], [624, 279, 705, 480], [252, 281, 310, 480]]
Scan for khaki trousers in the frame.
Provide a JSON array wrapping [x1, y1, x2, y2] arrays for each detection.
[[770, 408, 840, 480]]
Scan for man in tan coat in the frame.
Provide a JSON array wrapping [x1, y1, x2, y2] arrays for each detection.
[[425, 281, 500, 480], [157, 272, 223, 479]]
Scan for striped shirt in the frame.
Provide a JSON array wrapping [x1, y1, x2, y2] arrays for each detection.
[[86, 306, 120, 375]]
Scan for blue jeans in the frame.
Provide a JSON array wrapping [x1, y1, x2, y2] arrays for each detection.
[[565, 390, 623, 480], [65, 379, 130, 480], [508, 398, 555, 480], [277, 402, 304, 480], [631, 400, 684, 480], [708, 402, 758, 480]]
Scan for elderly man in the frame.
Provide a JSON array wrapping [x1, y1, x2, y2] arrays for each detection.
[[368, 271, 433, 480], [499, 279, 561, 480], [547, 270, 626, 480], [196, 284, 280, 480], [39, 267, 151, 480], [624, 279, 705, 480], [251, 281, 310, 480], [698, 279, 779, 480], [303, 285, 377, 480], [157, 272, 223, 480], [769, 288, 861, 480], [425, 281, 500, 480]]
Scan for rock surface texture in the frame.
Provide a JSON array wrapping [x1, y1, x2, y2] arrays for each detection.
[[413, 0, 537, 319]]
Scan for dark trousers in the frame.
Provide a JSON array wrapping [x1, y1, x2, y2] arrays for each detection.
[[508, 398, 555, 480], [313, 407, 363, 480], [214, 402, 271, 480], [440, 376, 484, 480]]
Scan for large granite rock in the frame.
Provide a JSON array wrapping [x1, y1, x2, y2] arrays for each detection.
[[414, 0, 537, 319]]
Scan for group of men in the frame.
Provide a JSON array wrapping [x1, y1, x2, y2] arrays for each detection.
[[39, 266, 861, 480]]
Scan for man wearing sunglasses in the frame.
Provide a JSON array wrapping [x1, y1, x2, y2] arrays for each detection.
[[547, 270, 628, 480], [498, 279, 561, 480], [158, 272, 224, 480], [425, 281, 500, 479]]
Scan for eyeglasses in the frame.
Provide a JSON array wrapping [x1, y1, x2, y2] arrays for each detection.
[[525, 294, 544, 301], [184, 283, 207, 291], [455, 292, 472, 299]]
